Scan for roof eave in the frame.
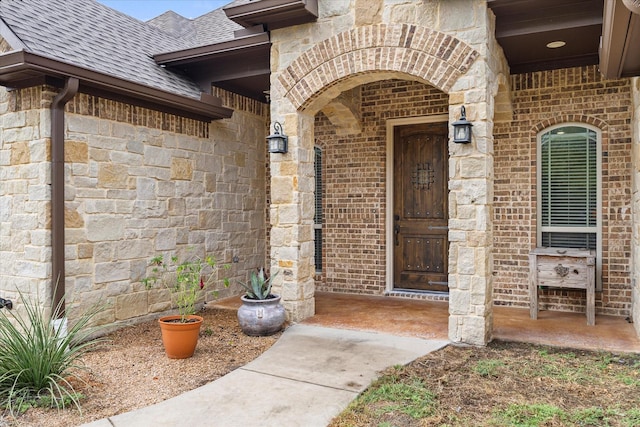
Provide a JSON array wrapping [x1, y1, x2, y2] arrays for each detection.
[[154, 27, 270, 66], [600, 0, 640, 79], [0, 50, 233, 121], [223, 0, 318, 30]]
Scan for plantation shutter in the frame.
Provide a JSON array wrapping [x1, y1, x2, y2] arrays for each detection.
[[539, 126, 597, 249], [314, 147, 322, 272]]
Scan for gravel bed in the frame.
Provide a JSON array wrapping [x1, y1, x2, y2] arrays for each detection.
[[4, 306, 282, 427]]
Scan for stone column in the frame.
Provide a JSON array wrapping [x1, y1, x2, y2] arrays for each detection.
[[269, 109, 316, 322], [631, 77, 640, 335], [447, 86, 495, 346]]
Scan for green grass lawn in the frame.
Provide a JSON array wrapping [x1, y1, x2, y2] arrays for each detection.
[[330, 341, 640, 427]]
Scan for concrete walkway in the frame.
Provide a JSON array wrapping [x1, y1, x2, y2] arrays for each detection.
[[82, 324, 448, 427]]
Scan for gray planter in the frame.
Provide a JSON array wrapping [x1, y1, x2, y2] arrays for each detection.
[[237, 294, 286, 336]]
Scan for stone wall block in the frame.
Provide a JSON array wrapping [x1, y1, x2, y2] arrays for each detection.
[[204, 172, 217, 192], [86, 216, 125, 242], [455, 274, 471, 291], [449, 288, 470, 315], [278, 204, 301, 224], [11, 214, 37, 230], [98, 164, 128, 188], [278, 245, 300, 263], [271, 176, 294, 203], [127, 139, 144, 155], [156, 181, 176, 198], [28, 185, 50, 201], [30, 139, 49, 162], [197, 210, 222, 230], [136, 177, 156, 200], [448, 218, 476, 231], [95, 260, 130, 283], [452, 179, 488, 204], [144, 145, 171, 167], [470, 275, 490, 304], [14, 260, 48, 278], [168, 198, 186, 216], [30, 230, 50, 246], [170, 157, 193, 180], [3, 111, 26, 128], [11, 142, 30, 165], [116, 239, 150, 260], [115, 291, 148, 320], [459, 156, 488, 178], [83, 200, 116, 214], [458, 315, 491, 346], [155, 228, 177, 251], [77, 243, 93, 259], [64, 207, 84, 228], [111, 122, 135, 139], [111, 150, 142, 167], [67, 114, 98, 135], [281, 280, 302, 300], [457, 246, 475, 275], [65, 140, 89, 163]]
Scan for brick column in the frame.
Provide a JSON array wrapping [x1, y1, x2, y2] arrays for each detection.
[[269, 111, 316, 322]]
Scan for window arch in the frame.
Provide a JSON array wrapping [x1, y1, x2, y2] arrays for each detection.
[[537, 123, 602, 286]]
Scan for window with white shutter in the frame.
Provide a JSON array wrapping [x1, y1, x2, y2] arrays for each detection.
[[314, 147, 322, 273], [537, 124, 601, 287]]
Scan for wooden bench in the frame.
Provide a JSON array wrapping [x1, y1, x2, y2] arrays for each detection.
[[529, 247, 596, 326]]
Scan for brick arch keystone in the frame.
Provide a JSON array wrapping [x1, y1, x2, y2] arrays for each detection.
[[278, 24, 480, 111]]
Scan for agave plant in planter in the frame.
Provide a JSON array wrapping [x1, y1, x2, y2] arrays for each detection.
[[143, 253, 229, 358], [237, 268, 286, 336]]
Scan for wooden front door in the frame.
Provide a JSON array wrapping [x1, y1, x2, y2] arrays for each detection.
[[393, 122, 449, 292]]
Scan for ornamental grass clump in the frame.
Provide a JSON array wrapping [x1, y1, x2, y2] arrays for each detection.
[[0, 291, 105, 416], [143, 253, 230, 322]]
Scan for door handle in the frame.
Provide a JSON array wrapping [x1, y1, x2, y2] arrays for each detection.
[[394, 224, 400, 246]]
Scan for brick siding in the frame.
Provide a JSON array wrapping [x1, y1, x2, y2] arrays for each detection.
[[493, 65, 633, 317], [314, 79, 448, 294]]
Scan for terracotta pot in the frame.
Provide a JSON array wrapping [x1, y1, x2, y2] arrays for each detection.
[[158, 314, 203, 359], [237, 295, 286, 336]]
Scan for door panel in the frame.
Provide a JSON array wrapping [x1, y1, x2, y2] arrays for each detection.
[[393, 122, 448, 292]]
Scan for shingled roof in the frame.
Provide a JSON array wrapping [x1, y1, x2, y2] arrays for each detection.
[[0, 0, 241, 118], [148, 8, 242, 48]]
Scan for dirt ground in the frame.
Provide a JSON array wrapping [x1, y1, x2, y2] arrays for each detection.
[[3, 306, 281, 427], [330, 341, 640, 427], [4, 309, 639, 427]]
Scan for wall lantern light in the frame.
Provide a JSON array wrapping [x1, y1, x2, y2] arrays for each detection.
[[452, 105, 473, 144], [267, 121, 288, 154]]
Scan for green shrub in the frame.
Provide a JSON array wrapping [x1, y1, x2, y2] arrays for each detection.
[[0, 291, 105, 416]]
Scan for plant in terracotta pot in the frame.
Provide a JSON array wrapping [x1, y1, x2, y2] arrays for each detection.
[[237, 268, 286, 336], [143, 253, 229, 358]]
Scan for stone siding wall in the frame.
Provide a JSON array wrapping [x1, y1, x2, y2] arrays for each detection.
[[314, 80, 448, 295], [0, 85, 268, 327], [493, 66, 633, 317], [0, 86, 56, 308], [631, 77, 640, 332]]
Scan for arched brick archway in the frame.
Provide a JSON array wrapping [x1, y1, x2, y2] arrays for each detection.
[[269, 22, 497, 345], [275, 24, 479, 112]]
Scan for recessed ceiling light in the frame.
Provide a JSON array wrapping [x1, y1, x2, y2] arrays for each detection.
[[546, 41, 566, 49]]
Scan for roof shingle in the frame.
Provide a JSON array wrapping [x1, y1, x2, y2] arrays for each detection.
[[0, 0, 241, 99]]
